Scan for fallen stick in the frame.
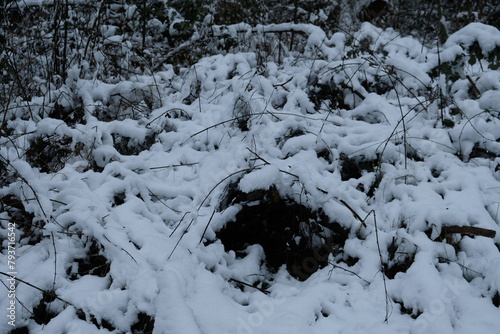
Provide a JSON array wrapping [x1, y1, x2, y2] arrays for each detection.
[[438, 225, 496, 240]]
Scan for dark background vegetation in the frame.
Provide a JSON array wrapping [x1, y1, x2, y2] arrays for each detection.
[[1, 0, 499, 114]]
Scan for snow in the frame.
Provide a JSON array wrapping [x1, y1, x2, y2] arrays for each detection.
[[1, 21, 500, 334], [239, 165, 283, 193], [445, 23, 500, 55]]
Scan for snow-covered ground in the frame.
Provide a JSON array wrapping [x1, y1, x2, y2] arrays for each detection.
[[1, 22, 500, 333]]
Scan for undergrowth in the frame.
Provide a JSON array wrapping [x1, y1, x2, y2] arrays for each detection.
[[1, 1, 500, 331]]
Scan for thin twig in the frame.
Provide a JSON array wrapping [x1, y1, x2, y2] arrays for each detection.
[[170, 212, 190, 237], [246, 147, 270, 164], [273, 77, 293, 88], [278, 169, 300, 179], [103, 235, 138, 265], [385, 70, 408, 175], [197, 164, 266, 210], [340, 199, 367, 228], [146, 186, 182, 213], [328, 262, 370, 284], [199, 210, 216, 243], [186, 115, 256, 140], [185, 111, 341, 141], [0, 271, 72, 306], [146, 108, 189, 128], [168, 218, 194, 260], [229, 278, 270, 295], [465, 75, 481, 96], [51, 232, 57, 292], [437, 257, 483, 277], [369, 210, 391, 322], [149, 162, 198, 170]]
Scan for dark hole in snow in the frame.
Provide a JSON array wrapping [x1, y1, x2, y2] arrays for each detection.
[[339, 154, 382, 197], [276, 127, 306, 148], [405, 146, 424, 162], [308, 81, 350, 110], [340, 153, 380, 181], [131, 312, 155, 334], [431, 168, 442, 178], [1, 195, 39, 246], [112, 132, 156, 156], [442, 118, 455, 128], [69, 240, 110, 280], [32, 291, 58, 325], [26, 135, 80, 173], [9, 327, 29, 334], [48, 102, 86, 126], [216, 185, 349, 281], [0, 159, 10, 188], [113, 192, 126, 207], [341, 256, 359, 267], [469, 143, 498, 160], [384, 236, 416, 279], [316, 148, 333, 164], [384, 255, 414, 279], [492, 291, 500, 308], [77, 309, 117, 332], [340, 153, 362, 180], [233, 97, 251, 131], [394, 299, 421, 319]]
